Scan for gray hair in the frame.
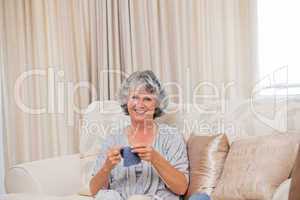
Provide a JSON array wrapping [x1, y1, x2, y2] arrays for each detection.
[[118, 70, 168, 118]]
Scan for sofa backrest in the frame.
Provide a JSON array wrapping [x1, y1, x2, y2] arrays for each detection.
[[80, 97, 300, 156], [79, 101, 129, 156]]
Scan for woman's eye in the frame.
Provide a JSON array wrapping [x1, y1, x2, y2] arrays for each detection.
[[131, 96, 138, 100], [144, 97, 152, 101]]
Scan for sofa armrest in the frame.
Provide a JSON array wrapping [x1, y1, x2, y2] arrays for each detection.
[[5, 154, 81, 196], [272, 178, 291, 200]]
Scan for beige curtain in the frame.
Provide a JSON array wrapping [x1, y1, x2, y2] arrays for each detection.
[[0, 0, 258, 168], [0, 0, 107, 168], [0, 27, 5, 193], [101, 0, 258, 104]]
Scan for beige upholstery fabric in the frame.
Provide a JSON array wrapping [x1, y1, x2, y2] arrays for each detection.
[[212, 134, 300, 200], [0, 193, 151, 200], [185, 134, 229, 199], [78, 155, 97, 197], [78, 185, 92, 197], [0, 194, 92, 200], [5, 155, 81, 196], [127, 195, 151, 200]]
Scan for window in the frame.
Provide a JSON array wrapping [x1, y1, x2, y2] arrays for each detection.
[[257, 0, 300, 95]]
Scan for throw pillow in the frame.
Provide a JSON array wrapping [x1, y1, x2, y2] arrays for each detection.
[[212, 133, 300, 200], [185, 134, 230, 199]]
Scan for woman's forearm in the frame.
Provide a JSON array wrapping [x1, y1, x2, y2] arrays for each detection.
[[151, 152, 188, 195], [89, 164, 112, 196], [90, 147, 121, 196]]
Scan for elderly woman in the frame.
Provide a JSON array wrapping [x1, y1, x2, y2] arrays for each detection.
[[89, 70, 189, 200]]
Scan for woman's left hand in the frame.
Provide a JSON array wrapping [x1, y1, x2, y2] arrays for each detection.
[[131, 145, 159, 163], [132, 144, 188, 195]]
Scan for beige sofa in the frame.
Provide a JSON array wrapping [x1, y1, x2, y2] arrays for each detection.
[[4, 97, 300, 200]]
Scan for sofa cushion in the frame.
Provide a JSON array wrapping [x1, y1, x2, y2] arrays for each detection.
[[0, 194, 92, 200], [289, 146, 300, 200], [79, 101, 130, 157], [212, 133, 300, 200], [79, 155, 98, 196], [185, 134, 229, 199]]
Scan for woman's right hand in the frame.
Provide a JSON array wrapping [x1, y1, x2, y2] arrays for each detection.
[[104, 147, 122, 171], [90, 146, 121, 195]]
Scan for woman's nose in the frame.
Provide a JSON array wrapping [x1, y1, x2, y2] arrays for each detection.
[[136, 99, 145, 107]]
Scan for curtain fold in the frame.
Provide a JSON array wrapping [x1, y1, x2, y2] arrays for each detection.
[[102, 0, 258, 104], [0, 0, 105, 168], [124, 0, 258, 105], [0, 0, 258, 168], [0, 2, 6, 192]]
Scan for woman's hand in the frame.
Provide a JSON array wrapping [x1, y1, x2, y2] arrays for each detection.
[[131, 145, 159, 163], [132, 144, 188, 195], [104, 146, 122, 171], [90, 146, 121, 196]]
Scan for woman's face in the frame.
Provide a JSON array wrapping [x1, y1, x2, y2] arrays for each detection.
[[127, 88, 157, 123]]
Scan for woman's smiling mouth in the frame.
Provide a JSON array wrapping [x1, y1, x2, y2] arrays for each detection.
[[134, 109, 147, 115]]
